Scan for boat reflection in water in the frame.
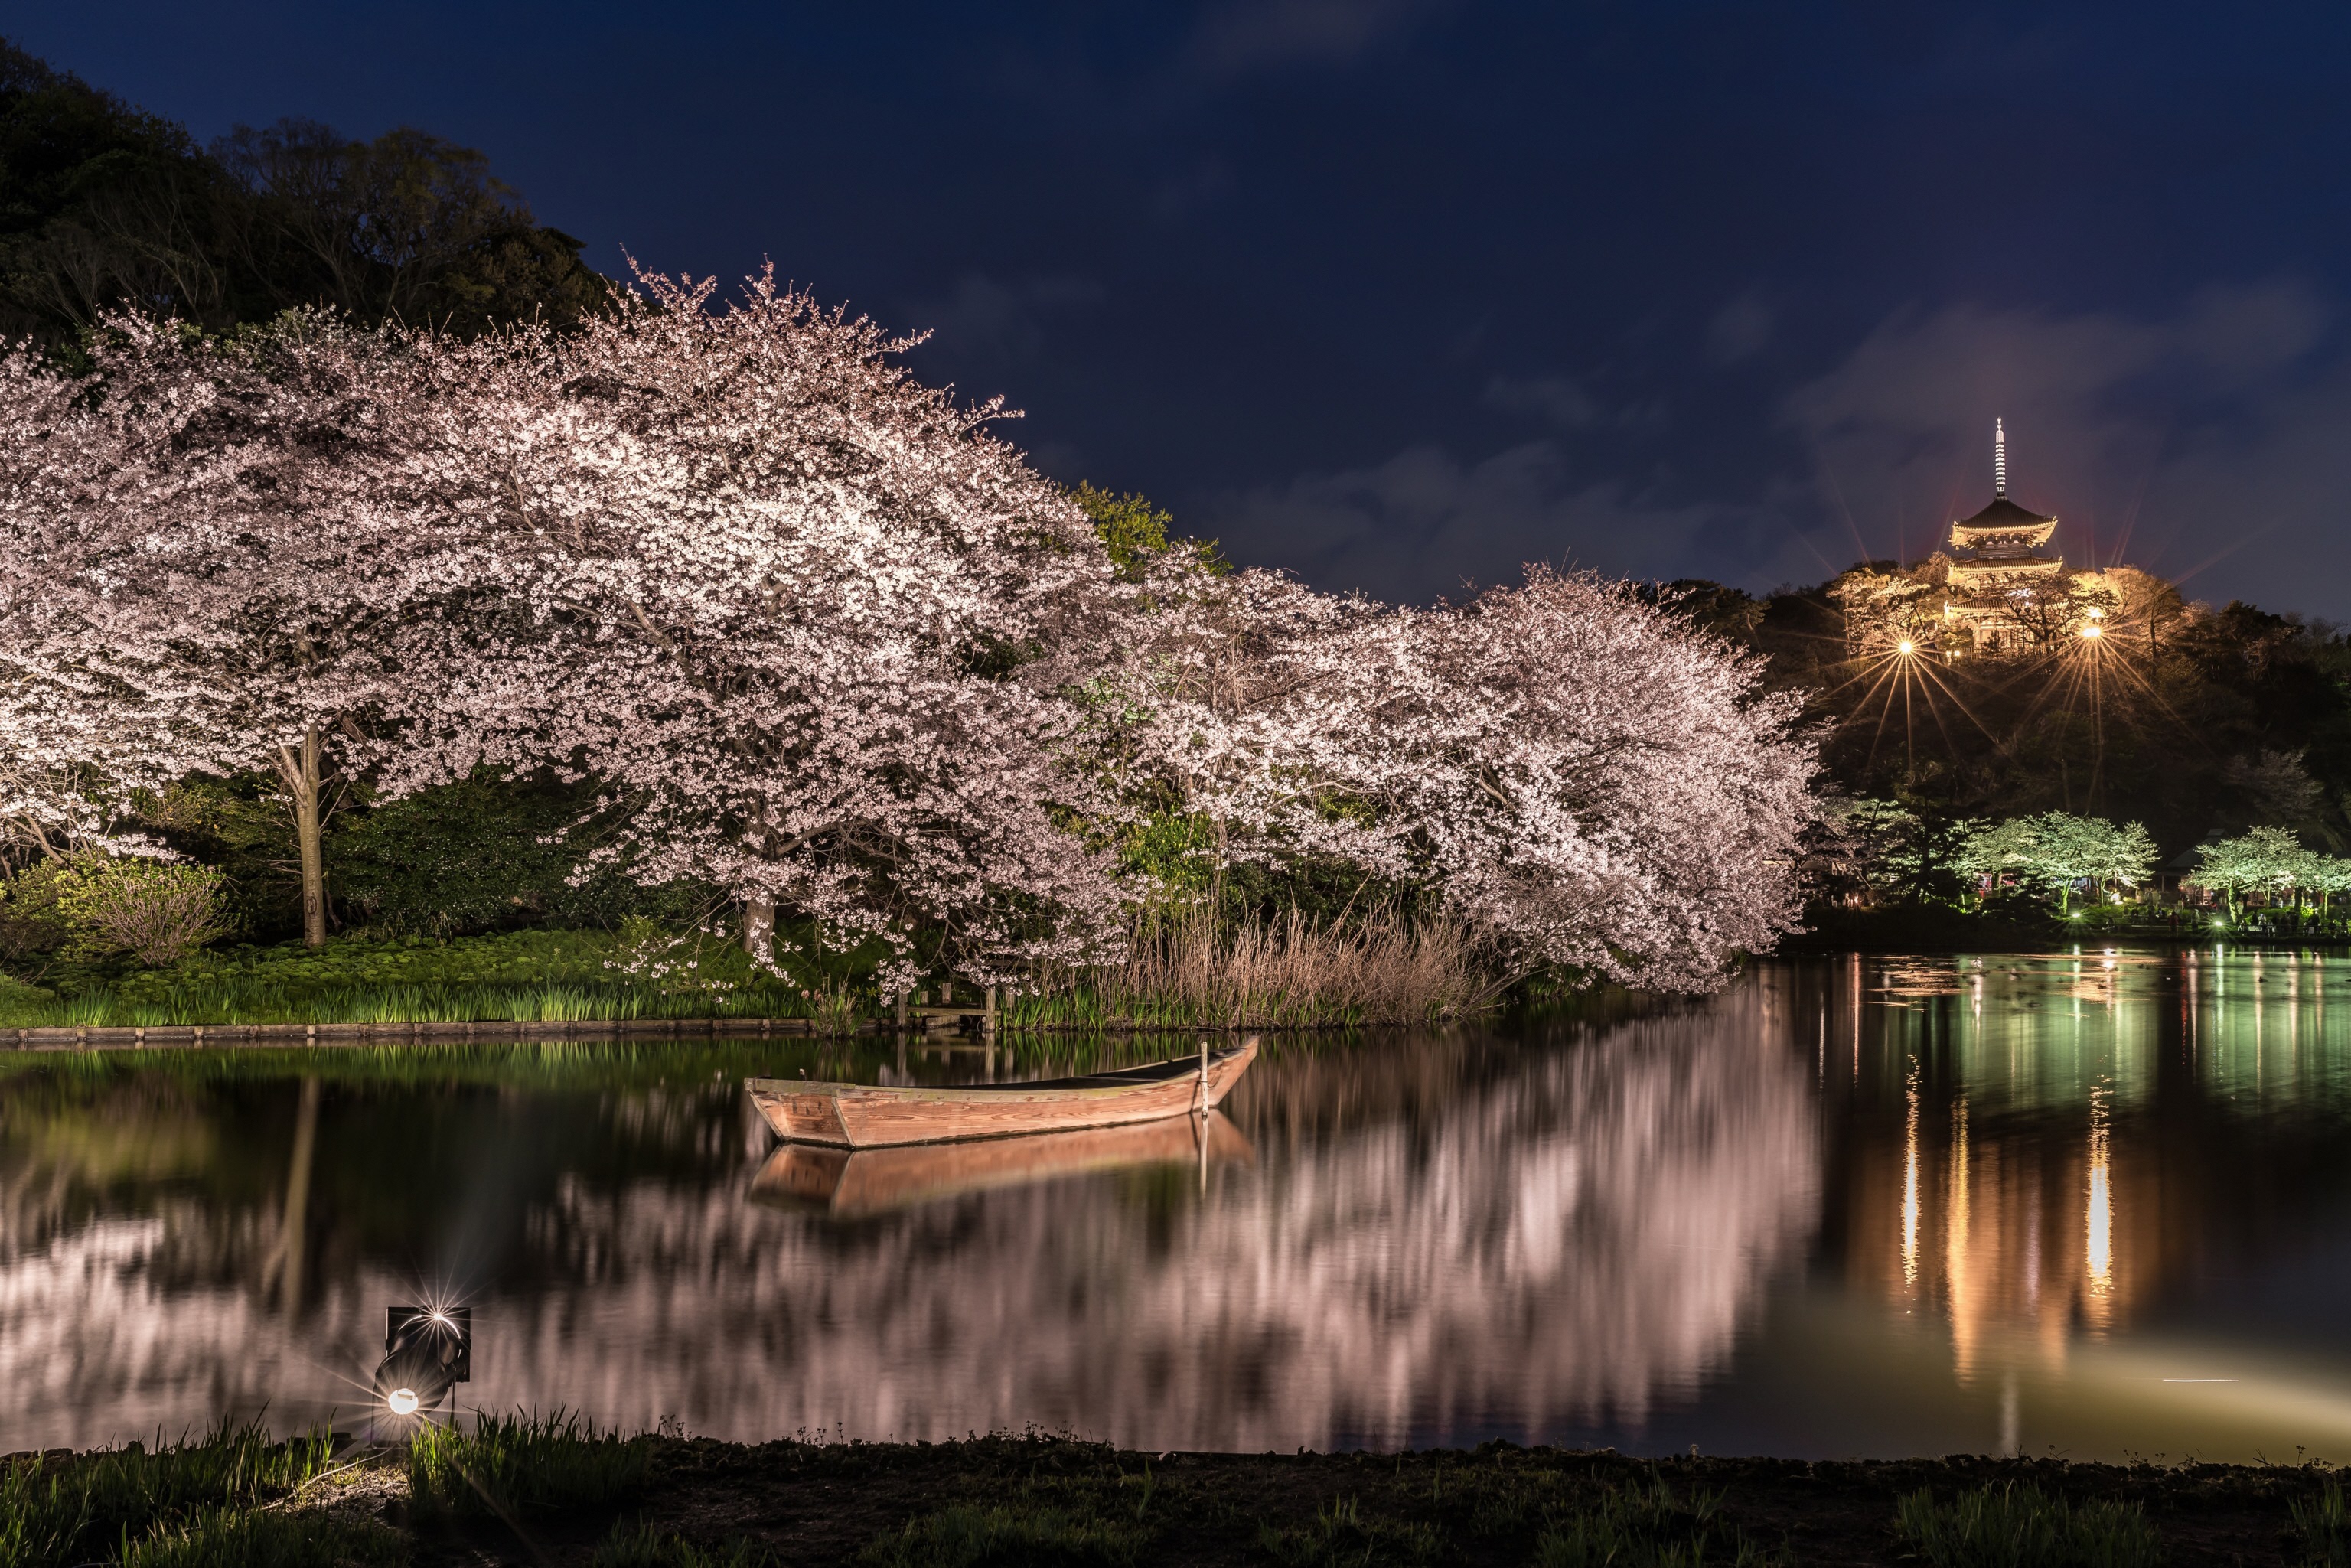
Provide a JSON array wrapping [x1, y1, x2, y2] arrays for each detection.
[[750, 1111, 1256, 1219]]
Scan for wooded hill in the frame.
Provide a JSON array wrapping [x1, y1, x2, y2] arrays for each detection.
[[1659, 573, 2351, 861]]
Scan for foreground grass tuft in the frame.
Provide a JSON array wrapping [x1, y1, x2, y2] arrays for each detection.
[[1258, 1494, 1442, 1565], [406, 1410, 651, 1521], [859, 1501, 1145, 1568], [2295, 1478, 2351, 1566], [1532, 1475, 1781, 1568], [0, 1423, 334, 1568], [595, 1520, 774, 1568], [119, 1506, 406, 1567], [1894, 1482, 2164, 1568]]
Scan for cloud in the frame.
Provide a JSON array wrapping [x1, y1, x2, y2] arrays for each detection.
[[1483, 376, 1600, 429], [1190, 0, 1438, 75], [905, 272, 1105, 364], [1202, 441, 1823, 605], [1707, 293, 1775, 365], [1785, 281, 2351, 611]]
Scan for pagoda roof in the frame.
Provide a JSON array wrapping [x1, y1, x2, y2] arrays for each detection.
[[1952, 495, 2055, 533]]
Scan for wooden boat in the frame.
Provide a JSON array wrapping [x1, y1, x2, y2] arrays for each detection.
[[750, 1111, 1256, 1218], [745, 1038, 1257, 1149]]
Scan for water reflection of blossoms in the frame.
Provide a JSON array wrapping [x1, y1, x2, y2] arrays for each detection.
[[501, 989, 1817, 1449]]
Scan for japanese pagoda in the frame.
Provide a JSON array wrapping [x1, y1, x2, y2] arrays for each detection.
[[1942, 419, 2066, 652]]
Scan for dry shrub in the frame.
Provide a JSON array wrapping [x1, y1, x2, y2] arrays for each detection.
[[58, 856, 236, 967], [1097, 906, 1502, 1028]]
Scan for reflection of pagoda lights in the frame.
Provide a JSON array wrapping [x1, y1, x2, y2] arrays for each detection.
[[2086, 1089, 2113, 1297], [1902, 1062, 1922, 1292]]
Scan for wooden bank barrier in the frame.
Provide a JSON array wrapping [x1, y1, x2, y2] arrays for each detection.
[[2, 1016, 831, 1052]]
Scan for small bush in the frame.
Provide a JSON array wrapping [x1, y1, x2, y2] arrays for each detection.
[[0, 862, 70, 962], [1893, 1483, 2164, 1568], [406, 1410, 650, 1520], [57, 856, 235, 967], [859, 1502, 1143, 1568]]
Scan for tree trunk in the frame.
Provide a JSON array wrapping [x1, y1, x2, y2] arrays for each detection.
[[277, 730, 328, 949], [743, 897, 776, 964]]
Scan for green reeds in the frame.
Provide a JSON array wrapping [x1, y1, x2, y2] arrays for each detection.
[[407, 1410, 651, 1521], [0, 1422, 335, 1568], [1893, 1483, 2164, 1568], [1006, 908, 1502, 1032]]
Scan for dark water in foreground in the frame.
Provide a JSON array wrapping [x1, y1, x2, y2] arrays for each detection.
[[6, 949, 2351, 1462]]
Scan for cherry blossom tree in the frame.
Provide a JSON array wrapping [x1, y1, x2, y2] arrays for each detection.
[[0, 315, 490, 943], [1104, 562, 1815, 989], [381, 267, 1132, 989]]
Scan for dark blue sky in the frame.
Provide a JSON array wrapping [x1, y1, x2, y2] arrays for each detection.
[[20, 2, 2351, 613]]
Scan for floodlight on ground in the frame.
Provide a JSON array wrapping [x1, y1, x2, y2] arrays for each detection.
[[373, 1305, 471, 1420]]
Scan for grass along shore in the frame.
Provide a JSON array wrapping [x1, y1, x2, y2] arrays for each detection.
[[8, 1419, 2346, 1567], [0, 912, 1505, 1035]]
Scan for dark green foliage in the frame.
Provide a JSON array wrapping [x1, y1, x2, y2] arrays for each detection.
[[0, 1422, 334, 1568], [0, 41, 604, 347], [328, 774, 703, 936], [0, 860, 69, 963], [137, 773, 708, 944], [406, 1410, 651, 1521], [1893, 1483, 2164, 1568], [1068, 483, 1225, 582]]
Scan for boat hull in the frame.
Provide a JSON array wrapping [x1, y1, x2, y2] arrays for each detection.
[[750, 1111, 1256, 1217], [745, 1039, 1257, 1149]]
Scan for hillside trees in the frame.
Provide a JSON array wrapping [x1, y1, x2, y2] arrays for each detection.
[[0, 42, 603, 344]]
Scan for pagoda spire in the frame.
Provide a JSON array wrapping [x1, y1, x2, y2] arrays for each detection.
[[1994, 418, 2007, 497]]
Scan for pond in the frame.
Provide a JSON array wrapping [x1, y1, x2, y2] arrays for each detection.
[[5, 948, 2350, 1462]]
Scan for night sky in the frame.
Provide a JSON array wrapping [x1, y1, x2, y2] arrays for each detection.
[[19, 3, 2351, 614]]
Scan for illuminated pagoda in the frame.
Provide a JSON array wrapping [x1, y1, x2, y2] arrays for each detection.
[[1941, 419, 2069, 654]]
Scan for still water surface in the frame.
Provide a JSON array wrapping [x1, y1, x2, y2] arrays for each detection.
[[7, 949, 2351, 1461]]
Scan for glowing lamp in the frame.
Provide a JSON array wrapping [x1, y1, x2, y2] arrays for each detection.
[[1896, 638, 1916, 655], [2080, 623, 2103, 639], [373, 1305, 472, 1420]]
